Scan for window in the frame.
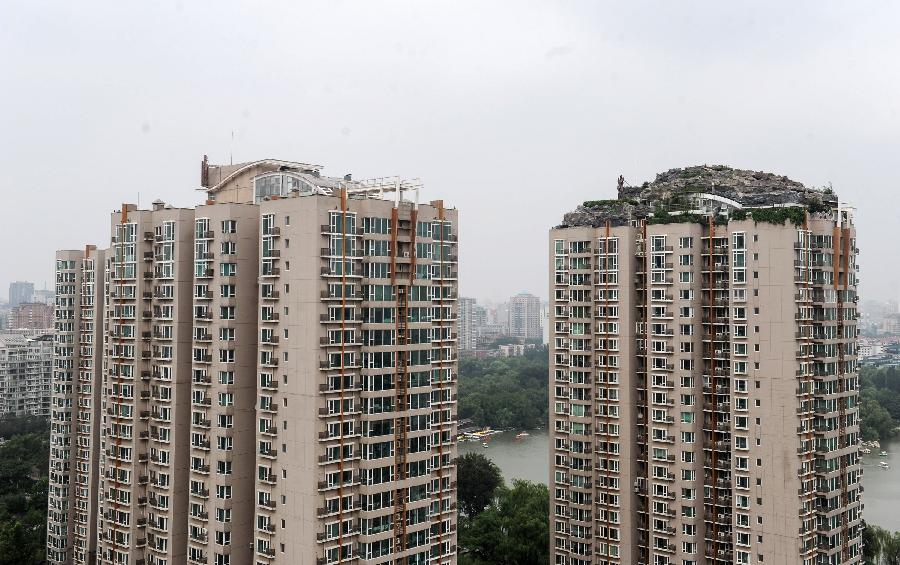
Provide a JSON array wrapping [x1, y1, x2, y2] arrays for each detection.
[[221, 220, 236, 234]]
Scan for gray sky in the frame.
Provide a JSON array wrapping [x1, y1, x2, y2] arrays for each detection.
[[2, 1, 898, 303]]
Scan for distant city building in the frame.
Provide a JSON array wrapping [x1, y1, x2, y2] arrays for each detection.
[[7, 302, 54, 330], [0, 330, 53, 416], [32, 288, 55, 305], [859, 342, 885, 358], [880, 313, 900, 335], [476, 323, 506, 349], [508, 292, 542, 341], [8, 281, 34, 307], [540, 302, 550, 345], [550, 166, 862, 564], [483, 302, 510, 335], [459, 297, 478, 351], [497, 343, 525, 357]]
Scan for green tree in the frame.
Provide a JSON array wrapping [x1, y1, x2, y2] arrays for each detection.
[[864, 522, 900, 565], [0, 521, 35, 565], [861, 398, 896, 442], [456, 453, 503, 518], [0, 416, 50, 564], [460, 480, 549, 565], [864, 521, 881, 564], [459, 346, 548, 429]]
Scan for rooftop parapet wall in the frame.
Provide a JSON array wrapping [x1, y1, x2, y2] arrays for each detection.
[[559, 165, 840, 228]]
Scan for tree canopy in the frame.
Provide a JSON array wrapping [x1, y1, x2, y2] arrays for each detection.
[[456, 453, 504, 518], [863, 522, 900, 565], [0, 416, 49, 565], [860, 366, 900, 442], [459, 346, 548, 429], [459, 480, 549, 565]]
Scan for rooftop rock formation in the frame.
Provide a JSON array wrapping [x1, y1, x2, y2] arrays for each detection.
[[559, 165, 836, 228]]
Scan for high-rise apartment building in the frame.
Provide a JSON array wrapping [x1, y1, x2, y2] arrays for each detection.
[[0, 330, 53, 416], [458, 297, 478, 352], [549, 167, 862, 565], [48, 246, 106, 563], [48, 157, 459, 565], [8, 301, 55, 329], [509, 292, 542, 341], [9, 280, 35, 307]]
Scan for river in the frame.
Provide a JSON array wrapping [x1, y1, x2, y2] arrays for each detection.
[[458, 429, 549, 485], [461, 430, 900, 530]]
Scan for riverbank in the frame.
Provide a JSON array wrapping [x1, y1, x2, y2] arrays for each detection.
[[459, 430, 900, 530]]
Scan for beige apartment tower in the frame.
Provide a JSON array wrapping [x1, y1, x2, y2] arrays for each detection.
[[48, 158, 458, 565], [549, 167, 862, 565]]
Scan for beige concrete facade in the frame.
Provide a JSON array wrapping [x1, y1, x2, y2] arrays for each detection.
[[48, 247, 106, 563], [550, 208, 861, 565], [49, 159, 458, 565]]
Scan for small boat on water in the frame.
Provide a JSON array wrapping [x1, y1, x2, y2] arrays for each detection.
[[482, 442, 489, 449], [879, 451, 889, 457], [880, 461, 890, 470], [515, 432, 530, 439], [861, 447, 871, 455]]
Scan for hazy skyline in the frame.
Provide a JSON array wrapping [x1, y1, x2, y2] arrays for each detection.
[[2, 1, 899, 302]]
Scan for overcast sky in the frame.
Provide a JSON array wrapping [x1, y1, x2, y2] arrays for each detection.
[[2, 1, 898, 303]]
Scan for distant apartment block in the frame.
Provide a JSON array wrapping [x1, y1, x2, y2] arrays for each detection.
[[549, 167, 862, 565], [509, 292, 542, 341], [9, 280, 34, 307], [33, 288, 56, 305], [47, 157, 459, 565], [0, 330, 53, 416], [458, 297, 477, 351], [8, 301, 54, 329], [457, 297, 488, 352]]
